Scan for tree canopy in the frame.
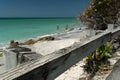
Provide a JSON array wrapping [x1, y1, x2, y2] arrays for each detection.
[[80, 0, 120, 30]]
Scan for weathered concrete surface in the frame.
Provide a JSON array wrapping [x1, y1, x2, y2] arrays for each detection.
[[106, 59, 120, 80]]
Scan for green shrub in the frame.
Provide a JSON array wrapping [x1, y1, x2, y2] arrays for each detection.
[[84, 42, 112, 74], [96, 42, 112, 59]]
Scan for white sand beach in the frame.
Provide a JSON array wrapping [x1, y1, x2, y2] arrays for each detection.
[[55, 59, 85, 80], [31, 39, 80, 56], [29, 29, 89, 56]]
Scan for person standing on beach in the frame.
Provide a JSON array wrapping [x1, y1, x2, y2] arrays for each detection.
[[65, 24, 68, 30], [57, 24, 60, 30]]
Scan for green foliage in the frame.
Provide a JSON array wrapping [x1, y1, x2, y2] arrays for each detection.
[[86, 52, 94, 61], [0, 52, 3, 57], [80, 0, 120, 29], [96, 43, 112, 59], [84, 42, 112, 74]]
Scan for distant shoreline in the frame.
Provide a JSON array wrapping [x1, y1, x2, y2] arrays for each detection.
[[0, 27, 87, 48], [0, 17, 76, 19], [0, 17, 83, 48]]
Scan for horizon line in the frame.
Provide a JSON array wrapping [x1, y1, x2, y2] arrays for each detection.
[[0, 17, 77, 19]]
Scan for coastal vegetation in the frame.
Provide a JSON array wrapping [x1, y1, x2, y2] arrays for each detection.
[[84, 42, 112, 73], [81, 0, 120, 79], [80, 0, 120, 30], [81, 35, 120, 79]]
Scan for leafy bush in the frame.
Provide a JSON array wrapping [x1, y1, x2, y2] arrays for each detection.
[[84, 42, 112, 74], [80, 0, 120, 29], [96, 42, 112, 59]]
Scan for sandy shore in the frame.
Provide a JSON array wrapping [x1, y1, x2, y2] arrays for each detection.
[[28, 29, 89, 56], [31, 39, 79, 56], [55, 59, 85, 80]]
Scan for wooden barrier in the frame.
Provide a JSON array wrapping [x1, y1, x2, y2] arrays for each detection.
[[0, 27, 120, 80]]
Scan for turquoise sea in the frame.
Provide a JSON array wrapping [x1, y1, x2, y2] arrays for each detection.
[[0, 18, 83, 47]]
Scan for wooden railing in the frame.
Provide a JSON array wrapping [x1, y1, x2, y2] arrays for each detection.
[[0, 26, 120, 80]]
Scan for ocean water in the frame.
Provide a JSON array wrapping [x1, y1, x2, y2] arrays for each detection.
[[0, 18, 83, 47]]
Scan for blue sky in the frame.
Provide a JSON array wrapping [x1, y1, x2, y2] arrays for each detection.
[[0, 0, 90, 17]]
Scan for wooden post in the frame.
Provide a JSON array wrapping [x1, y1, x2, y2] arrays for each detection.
[[3, 50, 17, 70], [0, 51, 6, 74], [90, 29, 95, 37], [108, 24, 114, 31]]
